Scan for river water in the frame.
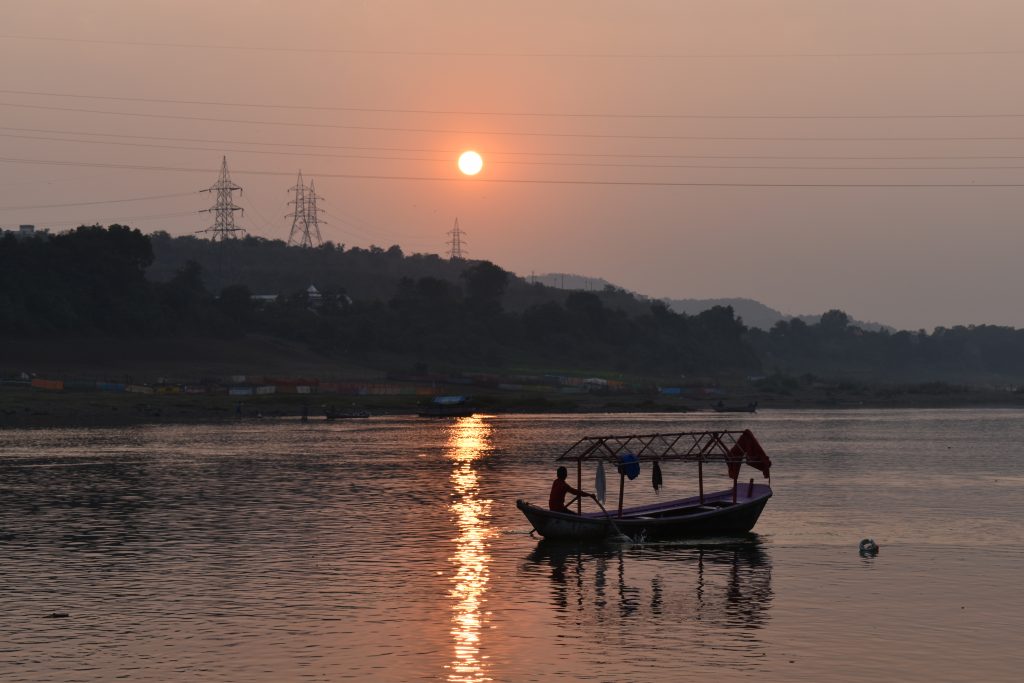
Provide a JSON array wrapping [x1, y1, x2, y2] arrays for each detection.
[[0, 410, 1021, 682]]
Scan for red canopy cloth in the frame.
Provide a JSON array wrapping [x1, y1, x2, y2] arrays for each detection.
[[727, 429, 772, 480]]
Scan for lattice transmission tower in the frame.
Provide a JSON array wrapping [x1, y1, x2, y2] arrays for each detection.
[[447, 217, 467, 260], [199, 156, 245, 240], [287, 171, 325, 248]]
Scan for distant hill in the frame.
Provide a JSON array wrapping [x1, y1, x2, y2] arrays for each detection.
[[793, 313, 891, 333], [530, 273, 618, 292], [665, 298, 890, 332], [535, 273, 890, 332], [665, 297, 786, 331]]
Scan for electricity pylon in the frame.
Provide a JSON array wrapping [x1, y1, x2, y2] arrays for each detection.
[[306, 179, 325, 246], [287, 171, 325, 248], [199, 156, 245, 241], [447, 217, 467, 260]]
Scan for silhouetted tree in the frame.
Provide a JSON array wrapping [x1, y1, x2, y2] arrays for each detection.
[[461, 261, 509, 315]]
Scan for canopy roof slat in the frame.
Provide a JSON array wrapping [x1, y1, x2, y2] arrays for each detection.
[[557, 430, 757, 464]]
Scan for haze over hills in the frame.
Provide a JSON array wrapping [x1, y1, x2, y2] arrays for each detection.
[[536, 273, 890, 332], [8, 4, 1024, 332]]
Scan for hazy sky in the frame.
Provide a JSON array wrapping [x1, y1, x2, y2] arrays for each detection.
[[3, 1, 1024, 331]]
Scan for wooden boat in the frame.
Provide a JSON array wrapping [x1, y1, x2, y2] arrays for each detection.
[[517, 429, 773, 541], [713, 401, 758, 413], [324, 408, 370, 420], [418, 395, 474, 418]]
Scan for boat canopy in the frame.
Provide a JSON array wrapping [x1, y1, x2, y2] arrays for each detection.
[[557, 428, 771, 481], [431, 395, 467, 405]]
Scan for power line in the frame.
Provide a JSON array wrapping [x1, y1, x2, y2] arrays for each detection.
[[323, 206, 434, 243], [12, 129, 1024, 170], [0, 130, 443, 163], [320, 216, 386, 245], [5, 155, 1024, 188], [12, 100, 1024, 142], [0, 168, 117, 189], [11, 125, 1024, 162], [9, 88, 1024, 120], [0, 190, 194, 211], [0, 125, 453, 155], [43, 210, 199, 226], [16, 130, 1024, 171], [322, 209, 428, 246], [14, 129, 1024, 171], [235, 194, 279, 235], [4, 34, 1024, 60], [33, 205, 428, 248]]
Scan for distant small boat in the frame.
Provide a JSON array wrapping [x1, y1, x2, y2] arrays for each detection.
[[713, 401, 757, 413], [324, 409, 370, 420], [418, 395, 474, 418]]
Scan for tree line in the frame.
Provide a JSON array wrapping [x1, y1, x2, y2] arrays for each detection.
[[4, 225, 1024, 383]]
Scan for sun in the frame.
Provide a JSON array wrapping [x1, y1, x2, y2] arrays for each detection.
[[458, 150, 483, 176]]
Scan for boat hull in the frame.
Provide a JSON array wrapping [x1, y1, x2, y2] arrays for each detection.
[[517, 484, 772, 541], [324, 411, 370, 420], [713, 404, 757, 413], [417, 407, 475, 418]]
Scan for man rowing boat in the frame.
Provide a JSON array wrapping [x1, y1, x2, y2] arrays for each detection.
[[549, 466, 595, 513]]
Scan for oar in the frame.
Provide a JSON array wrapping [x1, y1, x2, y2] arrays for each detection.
[[590, 496, 633, 543]]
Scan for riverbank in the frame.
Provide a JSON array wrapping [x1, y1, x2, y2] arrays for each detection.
[[3, 383, 1023, 428], [6, 333, 1024, 428]]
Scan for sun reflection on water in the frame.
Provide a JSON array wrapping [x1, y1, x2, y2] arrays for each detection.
[[445, 416, 494, 683]]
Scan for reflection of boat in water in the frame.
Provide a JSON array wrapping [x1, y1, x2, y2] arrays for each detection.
[[418, 395, 474, 418], [714, 401, 757, 413], [525, 537, 773, 630], [517, 429, 773, 541]]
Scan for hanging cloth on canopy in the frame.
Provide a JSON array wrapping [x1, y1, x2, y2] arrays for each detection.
[[727, 429, 772, 480], [652, 461, 663, 493], [595, 461, 607, 504]]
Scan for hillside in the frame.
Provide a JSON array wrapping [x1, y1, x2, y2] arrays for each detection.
[[5, 226, 1024, 388], [537, 272, 889, 332], [665, 297, 788, 331]]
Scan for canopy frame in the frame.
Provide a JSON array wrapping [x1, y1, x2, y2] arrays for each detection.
[[558, 430, 748, 464], [556, 430, 771, 516]]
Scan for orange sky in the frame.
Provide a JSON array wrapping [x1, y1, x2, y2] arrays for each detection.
[[3, 1, 1024, 330]]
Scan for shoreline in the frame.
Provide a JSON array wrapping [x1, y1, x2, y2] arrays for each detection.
[[3, 387, 1022, 429]]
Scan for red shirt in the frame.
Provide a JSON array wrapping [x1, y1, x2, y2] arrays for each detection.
[[549, 478, 580, 512]]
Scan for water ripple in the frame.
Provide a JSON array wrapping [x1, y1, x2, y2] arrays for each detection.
[[1, 411, 1022, 681]]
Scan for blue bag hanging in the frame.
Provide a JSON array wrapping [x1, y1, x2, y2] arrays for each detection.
[[618, 453, 641, 480]]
